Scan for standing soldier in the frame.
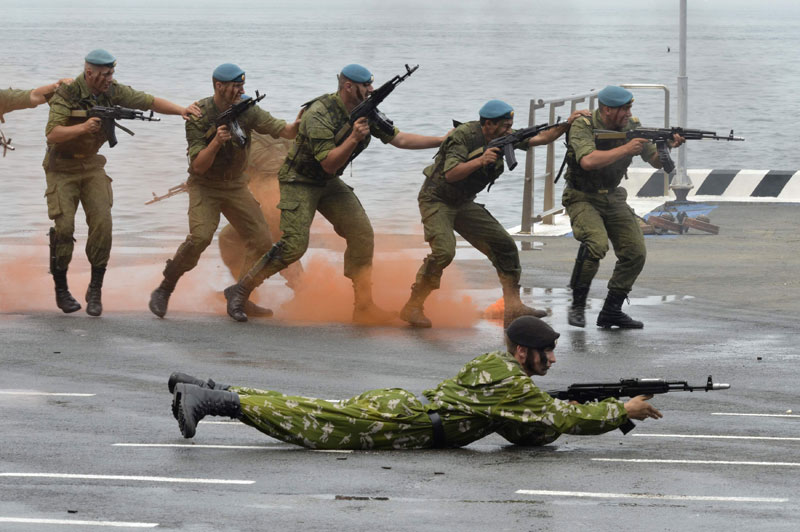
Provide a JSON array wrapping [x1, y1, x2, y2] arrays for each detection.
[[148, 63, 302, 319], [399, 100, 587, 328], [224, 64, 446, 324], [563, 86, 683, 329], [44, 49, 200, 316]]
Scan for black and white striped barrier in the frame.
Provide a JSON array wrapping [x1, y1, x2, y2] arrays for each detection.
[[626, 168, 800, 201]]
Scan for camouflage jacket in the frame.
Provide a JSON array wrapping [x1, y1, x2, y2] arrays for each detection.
[[186, 96, 286, 188], [565, 108, 657, 192], [279, 92, 397, 186], [425, 350, 629, 447], [419, 121, 527, 205]]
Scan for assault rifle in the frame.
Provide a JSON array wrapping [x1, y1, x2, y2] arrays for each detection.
[[145, 182, 188, 205], [71, 105, 160, 148], [548, 375, 730, 434], [209, 91, 266, 147], [461, 119, 564, 190], [593, 127, 744, 174], [346, 63, 419, 137], [0, 129, 13, 157]]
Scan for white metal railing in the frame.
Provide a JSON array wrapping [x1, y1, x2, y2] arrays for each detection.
[[518, 84, 670, 247]]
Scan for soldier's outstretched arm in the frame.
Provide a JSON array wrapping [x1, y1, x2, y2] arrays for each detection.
[[151, 97, 202, 120], [528, 110, 589, 147], [30, 78, 73, 106], [389, 131, 446, 149]]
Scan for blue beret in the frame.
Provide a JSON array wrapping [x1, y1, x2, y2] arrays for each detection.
[[479, 99, 514, 120], [213, 63, 246, 83], [598, 86, 634, 107], [85, 49, 116, 68], [340, 64, 373, 84]]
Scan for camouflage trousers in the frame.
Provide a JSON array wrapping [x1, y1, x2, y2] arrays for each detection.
[[234, 386, 434, 450], [275, 178, 373, 279], [562, 186, 646, 293], [414, 199, 521, 289], [44, 159, 113, 270], [169, 182, 271, 278]]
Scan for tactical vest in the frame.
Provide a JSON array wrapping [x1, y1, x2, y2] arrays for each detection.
[[282, 93, 371, 183], [564, 114, 637, 192], [420, 121, 503, 205]]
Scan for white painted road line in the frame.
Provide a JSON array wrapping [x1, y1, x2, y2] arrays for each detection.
[[592, 458, 800, 467], [515, 490, 788, 503], [113, 443, 352, 453], [0, 473, 254, 485], [0, 517, 157, 528], [0, 391, 95, 397], [633, 433, 800, 441], [712, 412, 799, 418]]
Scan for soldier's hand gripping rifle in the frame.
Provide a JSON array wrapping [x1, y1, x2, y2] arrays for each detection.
[[594, 127, 744, 174], [463, 119, 565, 190], [71, 105, 161, 148], [145, 182, 189, 205], [344, 63, 419, 137], [0, 129, 14, 157], [208, 91, 266, 147], [547, 375, 730, 434]]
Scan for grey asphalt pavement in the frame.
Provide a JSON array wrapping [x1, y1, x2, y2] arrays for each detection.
[[1, 202, 798, 531]]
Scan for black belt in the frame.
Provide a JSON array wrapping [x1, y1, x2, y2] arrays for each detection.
[[419, 394, 447, 449]]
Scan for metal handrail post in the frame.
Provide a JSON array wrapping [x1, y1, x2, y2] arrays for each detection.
[[520, 100, 538, 250], [542, 101, 564, 224]]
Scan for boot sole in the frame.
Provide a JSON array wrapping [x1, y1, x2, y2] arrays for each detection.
[[149, 290, 167, 318]]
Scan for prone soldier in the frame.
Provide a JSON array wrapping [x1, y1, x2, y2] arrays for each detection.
[[44, 49, 200, 316], [224, 63, 447, 324], [148, 63, 302, 318], [168, 315, 662, 447], [563, 86, 684, 329]]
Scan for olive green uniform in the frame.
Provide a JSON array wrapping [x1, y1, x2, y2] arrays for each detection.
[[234, 350, 628, 450], [0, 88, 35, 122], [562, 110, 657, 293], [413, 121, 527, 289], [43, 73, 155, 270], [168, 96, 286, 277], [269, 92, 397, 279]]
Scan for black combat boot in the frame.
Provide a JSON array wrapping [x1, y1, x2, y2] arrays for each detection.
[[399, 282, 434, 328], [225, 242, 285, 322], [501, 280, 547, 327], [173, 383, 241, 439], [52, 268, 81, 313], [168, 372, 230, 421], [567, 285, 590, 328], [596, 290, 643, 329], [149, 259, 182, 318], [352, 274, 396, 325], [85, 266, 105, 317]]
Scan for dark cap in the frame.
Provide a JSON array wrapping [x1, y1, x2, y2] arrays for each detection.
[[505, 316, 560, 350]]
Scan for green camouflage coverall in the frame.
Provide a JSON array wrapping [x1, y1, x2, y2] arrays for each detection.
[[562, 110, 657, 293], [269, 92, 397, 280], [43, 73, 155, 270], [414, 121, 527, 289], [168, 96, 287, 277], [235, 350, 628, 449], [0, 88, 35, 122]]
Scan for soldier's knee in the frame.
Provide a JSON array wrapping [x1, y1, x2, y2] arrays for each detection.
[[280, 236, 308, 265], [586, 240, 609, 260]]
